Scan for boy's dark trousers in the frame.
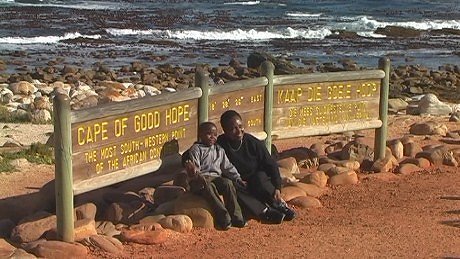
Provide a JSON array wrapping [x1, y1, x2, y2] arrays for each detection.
[[189, 175, 243, 227]]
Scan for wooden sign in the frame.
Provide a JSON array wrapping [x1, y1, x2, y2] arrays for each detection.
[[208, 78, 266, 138], [272, 75, 383, 139], [70, 88, 200, 194]]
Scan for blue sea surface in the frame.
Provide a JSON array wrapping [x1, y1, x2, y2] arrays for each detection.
[[0, 0, 459, 71]]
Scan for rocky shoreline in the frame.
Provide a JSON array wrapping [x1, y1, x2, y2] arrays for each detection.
[[0, 52, 459, 124]]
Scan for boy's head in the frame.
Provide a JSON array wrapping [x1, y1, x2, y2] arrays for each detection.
[[198, 122, 218, 146]]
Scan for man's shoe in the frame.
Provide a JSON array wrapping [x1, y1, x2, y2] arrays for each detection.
[[232, 219, 248, 228], [273, 200, 296, 221], [216, 221, 232, 231], [260, 207, 285, 224]]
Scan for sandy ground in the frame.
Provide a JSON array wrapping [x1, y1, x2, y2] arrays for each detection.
[[0, 115, 459, 258]]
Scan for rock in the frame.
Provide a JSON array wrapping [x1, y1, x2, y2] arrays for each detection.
[[32, 96, 52, 111], [9, 158, 29, 168], [11, 213, 56, 243], [138, 187, 155, 203], [74, 219, 98, 242], [0, 238, 16, 258], [24, 240, 88, 258], [400, 157, 431, 169], [104, 201, 149, 225], [153, 186, 186, 205], [279, 167, 299, 184], [418, 94, 452, 115], [371, 155, 399, 173], [415, 146, 458, 167], [446, 131, 460, 139], [30, 109, 52, 123], [158, 215, 193, 233], [95, 221, 120, 237], [280, 186, 306, 201], [300, 171, 328, 188], [387, 139, 404, 159], [325, 141, 346, 154], [2, 140, 22, 148], [288, 196, 322, 209], [288, 182, 327, 198], [120, 228, 168, 245], [388, 98, 408, 111], [75, 203, 97, 221], [320, 157, 360, 171], [409, 121, 448, 136], [340, 142, 374, 163], [449, 111, 460, 122], [8, 248, 36, 258], [173, 192, 213, 213], [278, 147, 319, 168], [277, 157, 300, 175], [308, 143, 325, 157], [403, 142, 423, 157], [9, 81, 36, 95], [397, 163, 424, 175], [324, 166, 353, 177], [139, 215, 166, 225], [81, 235, 123, 254], [374, 26, 422, 37], [317, 163, 336, 173], [143, 85, 161, 96], [328, 171, 358, 186], [175, 208, 214, 229]]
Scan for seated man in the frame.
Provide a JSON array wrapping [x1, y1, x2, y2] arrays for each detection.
[[182, 121, 247, 230], [217, 110, 296, 224]]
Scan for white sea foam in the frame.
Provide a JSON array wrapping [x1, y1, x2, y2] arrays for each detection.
[[340, 16, 460, 32], [0, 32, 101, 44], [356, 31, 386, 38], [105, 28, 154, 36], [286, 12, 322, 18], [223, 1, 260, 5], [106, 27, 332, 40], [3, 0, 122, 10]]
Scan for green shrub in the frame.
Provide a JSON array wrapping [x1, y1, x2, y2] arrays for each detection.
[[0, 142, 54, 172], [0, 105, 31, 123]]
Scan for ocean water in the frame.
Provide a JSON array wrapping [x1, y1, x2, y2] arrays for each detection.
[[0, 0, 459, 72]]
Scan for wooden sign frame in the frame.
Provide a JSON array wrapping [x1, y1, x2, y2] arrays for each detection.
[[54, 58, 389, 242]]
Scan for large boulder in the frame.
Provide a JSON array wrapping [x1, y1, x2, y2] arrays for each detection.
[[158, 215, 193, 233], [409, 121, 448, 136], [11, 213, 56, 243], [340, 142, 374, 163], [418, 94, 452, 115]]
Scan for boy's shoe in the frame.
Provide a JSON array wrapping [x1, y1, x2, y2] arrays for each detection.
[[231, 219, 248, 228], [273, 200, 296, 221], [259, 207, 285, 224]]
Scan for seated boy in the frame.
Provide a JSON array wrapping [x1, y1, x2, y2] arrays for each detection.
[[182, 122, 247, 230]]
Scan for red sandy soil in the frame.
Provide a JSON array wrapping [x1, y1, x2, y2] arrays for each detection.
[[1, 115, 459, 258]]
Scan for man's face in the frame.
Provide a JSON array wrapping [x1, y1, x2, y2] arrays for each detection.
[[199, 125, 218, 146], [222, 116, 244, 142]]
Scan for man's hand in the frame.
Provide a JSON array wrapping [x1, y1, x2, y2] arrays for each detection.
[[273, 189, 282, 202]]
